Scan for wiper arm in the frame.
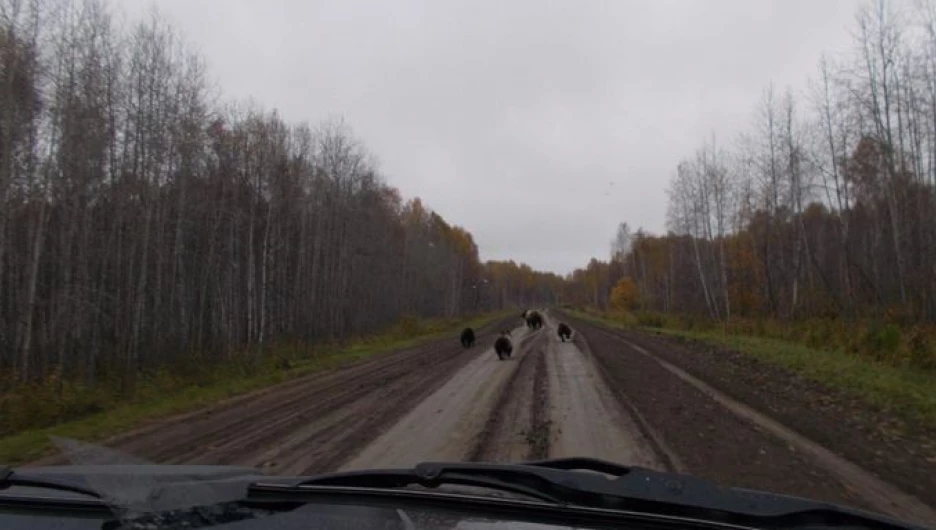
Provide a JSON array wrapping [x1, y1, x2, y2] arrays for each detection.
[[0, 465, 104, 500], [274, 466, 565, 504], [252, 458, 924, 530]]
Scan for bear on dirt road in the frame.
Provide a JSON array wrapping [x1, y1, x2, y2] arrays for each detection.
[[557, 322, 572, 342], [494, 332, 513, 360], [525, 310, 543, 330], [460, 327, 475, 348]]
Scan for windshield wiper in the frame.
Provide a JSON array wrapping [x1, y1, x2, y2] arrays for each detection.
[[250, 457, 924, 530], [0, 465, 104, 500]]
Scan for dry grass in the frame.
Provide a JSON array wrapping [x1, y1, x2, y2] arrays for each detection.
[[569, 308, 936, 430]]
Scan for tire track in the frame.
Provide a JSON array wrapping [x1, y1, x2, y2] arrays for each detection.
[[526, 348, 551, 460], [339, 325, 541, 470], [563, 314, 936, 527], [541, 313, 664, 468], [468, 331, 549, 462], [345, 311, 664, 471], [565, 327, 684, 473], [169, 338, 476, 467], [157, 343, 465, 465], [183, 319, 517, 473], [31, 318, 514, 474], [38, 339, 454, 465], [578, 319, 936, 527]]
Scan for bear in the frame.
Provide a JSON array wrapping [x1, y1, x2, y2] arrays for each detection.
[[557, 322, 572, 342], [494, 332, 513, 361], [460, 327, 475, 348]]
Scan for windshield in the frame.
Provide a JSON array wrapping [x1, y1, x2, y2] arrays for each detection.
[[2, 0, 936, 529], [0, 501, 628, 530], [0, 440, 703, 530]]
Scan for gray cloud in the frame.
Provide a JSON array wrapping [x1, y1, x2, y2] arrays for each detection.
[[120, 0, 864, 274]]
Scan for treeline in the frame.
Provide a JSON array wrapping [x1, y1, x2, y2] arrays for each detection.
[[568, 0, 936, 324], [0, 0, 556, 387]]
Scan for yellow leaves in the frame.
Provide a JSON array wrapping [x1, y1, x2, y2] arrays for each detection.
[[449, 226, 479, 260], [610, 277, 640, 311]]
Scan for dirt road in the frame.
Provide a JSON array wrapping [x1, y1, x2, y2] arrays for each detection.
[[340, 314, 660, 470], [32, 311, 936, 527], [31, 317, 515, 473], [564, 315, 936, 527]]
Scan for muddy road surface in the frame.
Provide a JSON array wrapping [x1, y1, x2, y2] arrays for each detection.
[[30, 317, 515, 474], [563, 314, 936, 527], [30, 311, 936, 527], [340, 315, 661, 470]]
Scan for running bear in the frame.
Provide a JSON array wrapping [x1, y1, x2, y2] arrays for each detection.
[[525, 310, 543, 330], [494, 332, 513, 360], [557, 322, 572, 342], [460, 327, 475, 348]]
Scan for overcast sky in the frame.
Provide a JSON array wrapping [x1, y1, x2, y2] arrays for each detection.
[[119, 0, 864, 275]]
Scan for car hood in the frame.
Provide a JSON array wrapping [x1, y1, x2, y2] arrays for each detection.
[[18, 464, 265, 485], [6, 464, 271, 513]]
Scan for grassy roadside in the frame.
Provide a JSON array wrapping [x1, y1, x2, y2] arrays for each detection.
[[564, 308, 936, 429], [0, 311, 509, 466]]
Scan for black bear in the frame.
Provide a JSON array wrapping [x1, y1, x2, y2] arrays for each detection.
[[557, 322, 572, 342], [494, 332, 513, 360], [525, 310, 543, 330], [460, 327, 475, 348]]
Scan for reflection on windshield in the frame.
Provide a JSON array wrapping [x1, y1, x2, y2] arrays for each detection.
[[113, 504, 592, 530], [454, 522, 580, 530], [44, 438, 260, 524], [4, 438, 592, 530]]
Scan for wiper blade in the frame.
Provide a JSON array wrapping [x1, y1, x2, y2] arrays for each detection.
[[0, 465, 104, 500], [252, 458, 923, 530], [280, 466, 565, 504]]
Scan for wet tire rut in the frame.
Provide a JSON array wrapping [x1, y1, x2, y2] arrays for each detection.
[[32, 318, 516, 473], [526, 347, 551, 460], [561, 313, 936, 527], [468, 330, 551, 462]]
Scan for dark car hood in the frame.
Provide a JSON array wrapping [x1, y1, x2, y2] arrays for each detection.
[[5, 464, 271, 512], [19, 464, 265, 485]]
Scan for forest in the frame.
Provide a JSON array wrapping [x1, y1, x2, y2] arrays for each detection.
[[0, 0, 563, 391], [566, 0, 936, 321], [561, 0, 936, 367], [7, 0, 936, 406]]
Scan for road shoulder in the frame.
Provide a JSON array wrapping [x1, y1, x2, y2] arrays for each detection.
[[564, 316, 882, 512], [618, 326, 936, 511]]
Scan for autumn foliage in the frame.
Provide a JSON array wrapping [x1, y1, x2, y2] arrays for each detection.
[[0, 3, 561, 392], [609, 278, 639, 312], [563, 1, 936, 370]]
